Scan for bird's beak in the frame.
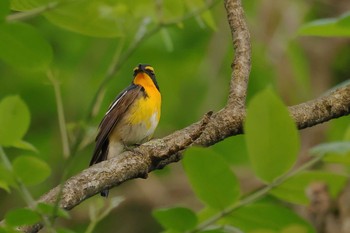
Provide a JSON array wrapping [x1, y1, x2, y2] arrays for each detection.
[[138, 64, 145, 72]]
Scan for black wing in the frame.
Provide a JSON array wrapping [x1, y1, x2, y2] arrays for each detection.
[[89, 84, 143, 166]]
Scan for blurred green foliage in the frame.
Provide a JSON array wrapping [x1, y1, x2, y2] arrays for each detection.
[[0, 0, 350, 232]]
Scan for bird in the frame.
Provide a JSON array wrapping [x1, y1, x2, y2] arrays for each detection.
[[89, 64, 161, 197]]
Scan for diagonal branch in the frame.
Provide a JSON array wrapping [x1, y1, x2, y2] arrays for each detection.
[[18, 83, 350, 233]]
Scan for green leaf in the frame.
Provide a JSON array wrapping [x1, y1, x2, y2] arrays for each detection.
[[0, 163, 16, 192], [42, 0, 143, 38], [183, 147, 240, 209], [298, 18, 350, 37], [0, 96, 30, 146], [153, 207, 197, 231], [0, 0, 10, 22], [270, 171, 347, 205], [36, 203, 70, 219], [0, 180, 9, 192], [212, 135, 249, 165], [13, 156, 51, 186], [223, 203, 314, 233], [244, 88, 300, 182], [11, 140, 38, 153], [5, 208, 40, 226], [0, 22, 52, 70]]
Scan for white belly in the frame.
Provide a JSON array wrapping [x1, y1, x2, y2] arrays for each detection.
[[119, 111, 159, 145]]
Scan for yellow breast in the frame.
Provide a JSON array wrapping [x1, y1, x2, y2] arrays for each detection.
[[129, 73, 161, 128]]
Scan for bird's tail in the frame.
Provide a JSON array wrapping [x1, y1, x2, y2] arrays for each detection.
[[101, 189, 109, 197], [99, 141, 124, 197]]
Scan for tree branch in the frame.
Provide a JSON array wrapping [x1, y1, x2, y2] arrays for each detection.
[[224, 0, 251, 109], [18, 84, 350, 233], [289, 85, 350, 129]]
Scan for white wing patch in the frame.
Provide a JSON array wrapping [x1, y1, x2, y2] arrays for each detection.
[[105, 90, 128, 115]]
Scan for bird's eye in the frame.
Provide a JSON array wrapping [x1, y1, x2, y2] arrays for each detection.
[[146, 68, 154, 75]]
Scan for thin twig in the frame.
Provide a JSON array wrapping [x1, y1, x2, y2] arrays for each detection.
[[47, 69, 70, 158], [6, 2, 59, 22]]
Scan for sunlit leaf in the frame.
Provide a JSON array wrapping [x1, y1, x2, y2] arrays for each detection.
[[0, 22, 52, 70], [0, 96, 30, 146], [223, 203, 314, 233], [13, 156, 51, 186], [153, 207, 197, 231], [245, 88, 300, 182], [183, 147, 240, 209], [270, 171, 347, 205], [5, 208, 40, 226]]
